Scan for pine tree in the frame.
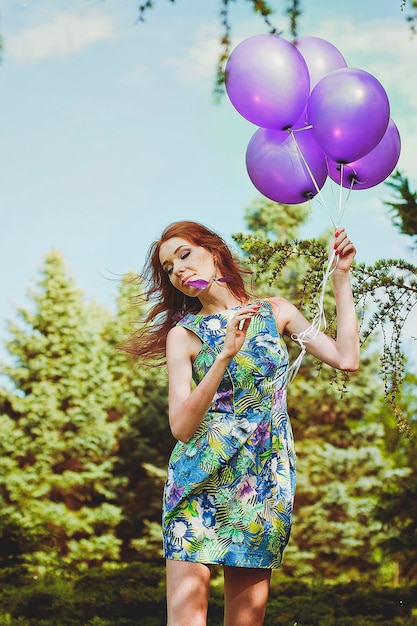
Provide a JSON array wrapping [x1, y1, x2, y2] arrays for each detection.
[[104, 273, 174, 561], [374, 371, 417, 583], [0, 251, 123, 573], [384, 170, 417, 243], [282, 421, 409, 582]]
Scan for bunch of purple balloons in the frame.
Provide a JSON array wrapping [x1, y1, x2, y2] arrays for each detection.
[[225, 34, 401, 204]]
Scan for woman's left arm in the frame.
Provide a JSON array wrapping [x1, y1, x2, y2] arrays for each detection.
[[278, 228, 360, 371]]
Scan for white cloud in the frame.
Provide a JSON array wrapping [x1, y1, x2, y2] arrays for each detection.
[[7, 11, 116, 62], [163, 22, 223, 88]]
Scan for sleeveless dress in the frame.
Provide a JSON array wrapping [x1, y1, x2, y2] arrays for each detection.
[[162, 300, 296, 569]]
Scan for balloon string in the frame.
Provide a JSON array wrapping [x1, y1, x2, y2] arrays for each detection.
[[286, 243, 339, 385], [289, 126, 337, 230], [336, 163, 355, 225], [328, 162, 355, 226], [338, 164, 344, 224], [289, 127, 327, 208], [285, 130, 346, 384], [292, 130, 354, 230]]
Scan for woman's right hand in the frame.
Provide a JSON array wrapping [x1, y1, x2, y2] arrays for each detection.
[[221, 304, 261, 359]]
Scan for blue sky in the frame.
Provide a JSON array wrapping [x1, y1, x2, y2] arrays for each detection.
[[0, 0, 416, 357]]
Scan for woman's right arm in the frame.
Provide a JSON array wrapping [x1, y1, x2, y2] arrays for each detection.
[[166, 325, 231, 443], [166, 304, 260, 443]]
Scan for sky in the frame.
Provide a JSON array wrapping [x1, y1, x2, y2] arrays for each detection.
[[0, 0, 416, 362]]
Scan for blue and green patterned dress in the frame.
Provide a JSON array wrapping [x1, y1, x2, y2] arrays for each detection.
[[162, 299, 296, 569]]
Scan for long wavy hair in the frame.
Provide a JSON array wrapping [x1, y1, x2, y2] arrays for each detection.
[[123, 221, 254, 362]]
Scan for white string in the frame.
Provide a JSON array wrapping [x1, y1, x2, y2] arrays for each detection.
[[286, 246, 339, 384], [290, 129, 337, 230], [283, 129, 349, 385], [290, 130, 322, 202], [334, 163, 355, 225]]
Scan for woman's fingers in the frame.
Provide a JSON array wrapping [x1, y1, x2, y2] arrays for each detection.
[[334, 229, 356, 256], [234, 304, 262, 329], [332, 228, 356, 272], [223, 304, 261, 355]]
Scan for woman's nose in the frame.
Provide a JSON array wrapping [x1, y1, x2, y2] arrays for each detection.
[[173, 262, 184, 276]]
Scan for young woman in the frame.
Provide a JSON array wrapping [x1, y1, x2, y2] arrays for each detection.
[[130, 220, 359, 626]]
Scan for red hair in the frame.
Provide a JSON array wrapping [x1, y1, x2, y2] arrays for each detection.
[[123, 221, 253, 362]]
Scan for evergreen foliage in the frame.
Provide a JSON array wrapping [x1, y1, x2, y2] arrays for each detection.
[[0, 258, 173, 573], [403, 0, 417, 34], [0, 251, 122, 572], [374, 372, 417, 582], [384, 170, 417, 243], [103, 272, 173, 561]]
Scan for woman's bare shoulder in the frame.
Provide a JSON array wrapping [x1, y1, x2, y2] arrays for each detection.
[[167, 323, 201, 361], [167, 323, 190, 345], [267, 296, 299, 334], [168, 323, 188, 336], [268, 296, 296, 314]]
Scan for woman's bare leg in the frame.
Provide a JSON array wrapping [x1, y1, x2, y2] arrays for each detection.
[[223, 566, 271, 626], [166, 560, 211, 626]]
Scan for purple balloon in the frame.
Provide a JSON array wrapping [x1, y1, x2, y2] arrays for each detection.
[[327, 118, 401, 190], [225, 34, 310, 130], [294, 36, 347, 90], [307, 67, 390, 163], [246, 127, 328, 204]]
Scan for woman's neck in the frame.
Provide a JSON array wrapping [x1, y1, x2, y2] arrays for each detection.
[[197, 288, 247, 316]]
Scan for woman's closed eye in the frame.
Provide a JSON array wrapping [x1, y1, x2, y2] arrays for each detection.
[[165, 250, 190, 275]]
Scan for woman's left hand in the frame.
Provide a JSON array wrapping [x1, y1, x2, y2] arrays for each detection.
[[332, 227, 356, 273]]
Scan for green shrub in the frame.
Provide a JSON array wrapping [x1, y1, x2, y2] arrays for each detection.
[[1, 564, 417, 625]]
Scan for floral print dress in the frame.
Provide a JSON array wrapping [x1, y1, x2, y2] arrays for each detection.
[[162, 300, 296, 569]]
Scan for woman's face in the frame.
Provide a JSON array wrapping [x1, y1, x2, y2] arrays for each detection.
[[159, 236, 216, 295]]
